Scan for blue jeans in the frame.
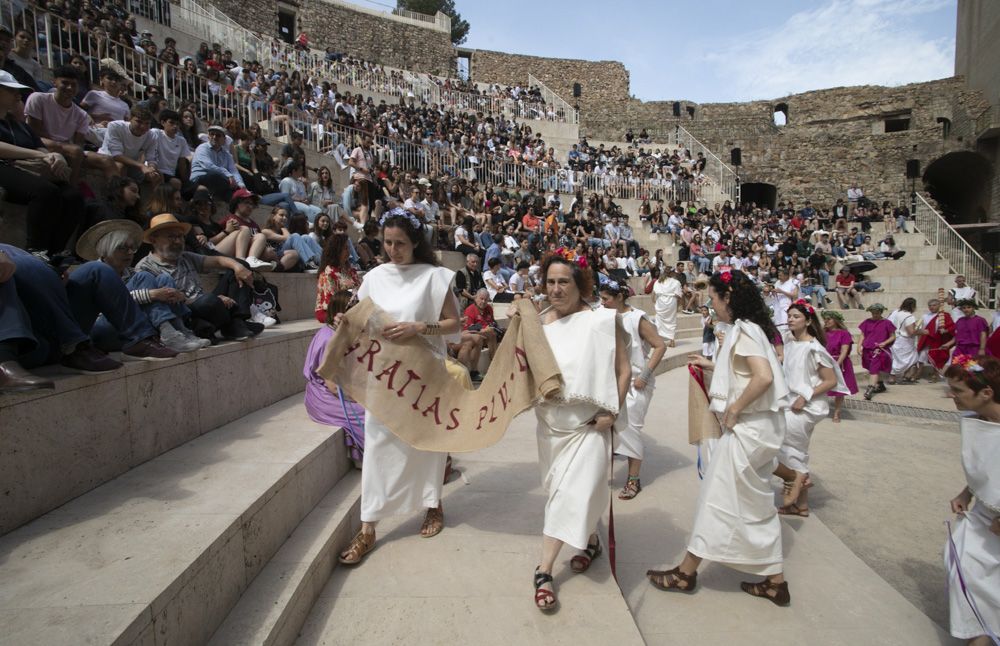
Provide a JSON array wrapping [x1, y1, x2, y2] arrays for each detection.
[[260, 192, 299, 216], [66, 261, 157, 352], [281, 233, 323, 264], [691, 253, 710, 274], [127, 271, 191, 328], [0, 246, 92, 366], [801, 284, 828, 303], [292, 201, 324, 224], [831, 245, 847, 258]]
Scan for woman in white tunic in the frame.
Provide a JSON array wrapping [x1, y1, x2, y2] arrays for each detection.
[[943, 355, 1000, 645], [648, 269, 793, 606], [599, 280, 667, 500], [888, 298, 923, 384], [647, 268, 683, 347], [774, 300, 844, 517], [338, 208, 461, 565], [771, 268, 799, 331], [533, 256, 630, 612]]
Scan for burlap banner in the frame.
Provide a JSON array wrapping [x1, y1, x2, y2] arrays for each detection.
[[688, 366, 722, 445], [317, 298, 563, 452]]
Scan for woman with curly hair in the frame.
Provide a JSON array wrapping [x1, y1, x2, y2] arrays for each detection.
[[648, 269, 793, 606], [314, 232, 360, 322]]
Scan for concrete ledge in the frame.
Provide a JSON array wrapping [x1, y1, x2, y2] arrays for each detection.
[[200, 271, 320, 324], [0, 396, 351, 646], [0, 319, 322, 535], [208, 472, 362, 646]]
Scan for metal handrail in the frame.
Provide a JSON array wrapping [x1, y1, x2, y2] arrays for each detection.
[[674, 125, 738, 204], [527, 73, 578, 124], [912, 193, 991, 306]]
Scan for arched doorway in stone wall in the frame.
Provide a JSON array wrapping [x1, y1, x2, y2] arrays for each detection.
[[922, 151, 993, 225], [740, 183, 778, 211]]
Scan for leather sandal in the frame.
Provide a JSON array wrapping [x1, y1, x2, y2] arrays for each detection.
[[646, 566, 697, 593], [777, 503, 810, 517], [740, 578, 791, 606], [534, 567, 557, 612], [420, 503, 444, 538], [570, 536, 602, 573], [782, 473, 806, 507], [338, 529, 376, 565], [618, 476, 641, 500]]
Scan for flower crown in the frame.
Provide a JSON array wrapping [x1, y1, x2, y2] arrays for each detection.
[[951, 354, 985, 373], [379, 206, 423, 231], [793, 298, 815, 315], [554, 246, 589, 269]]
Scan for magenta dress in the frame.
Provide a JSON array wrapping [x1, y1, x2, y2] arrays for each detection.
[[859, 318, 895, 375], [954, 315, 989, 357], [825, 328, 858, 395], [303, 324, 365, 463]]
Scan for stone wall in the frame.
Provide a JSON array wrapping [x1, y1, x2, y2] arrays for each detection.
[[204, 0, 454, 76], [469, 49, 630, 122]]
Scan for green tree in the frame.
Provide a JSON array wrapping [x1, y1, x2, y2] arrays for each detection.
[[397, 0, 470, 45]]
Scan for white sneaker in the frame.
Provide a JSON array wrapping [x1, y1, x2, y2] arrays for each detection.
[[246, 256, 276, 271], [250, 311, 278, 328]]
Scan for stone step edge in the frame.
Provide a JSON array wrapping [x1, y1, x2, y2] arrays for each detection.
[[208, 471, 361, 646]]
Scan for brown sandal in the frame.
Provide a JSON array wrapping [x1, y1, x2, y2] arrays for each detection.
[[338, 529, 376, 565], [420, 503, 444, 538], [782, 473, 806, 507], [618, 476, 641, 500], [646, 566, 697, 593], [777, 503, 810, 517], [740, 578, 790, 606]]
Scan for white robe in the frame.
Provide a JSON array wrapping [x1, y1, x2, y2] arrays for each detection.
[[945, 417, 1000, 640], [779, 339, 846, 474], [689, 320, 790, 575], [614, 308, 653, 461], [357, 263, 455, 522], [888, 309, 919, 376], [536, 307, 619, 550], [652, 277, 682, 341]]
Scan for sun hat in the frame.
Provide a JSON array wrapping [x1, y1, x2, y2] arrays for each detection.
[[143, 213, 192, 243], [76, 219, 143, 261]]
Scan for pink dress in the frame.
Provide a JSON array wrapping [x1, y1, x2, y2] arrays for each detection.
[[954, 315, 989, 357], [859, 318, 895, 375], [825, 328, 858, 395]]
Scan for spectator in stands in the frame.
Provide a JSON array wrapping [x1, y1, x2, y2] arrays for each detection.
[[74, 219, 207, 353], [835, 266, 863, 310], [454, 253, 485, 311], [278, 162, 323, 223], [454, 216, 482, 258], [483, 257, 514, 302], [260, 206, 319, 269], [0, 72, 85, 260], [214, 188, 276, 271], [347, 133, 376, 210], [461, 287, 500, 380], [85, 176, 143, 228], [8, 28, 42, 81], [279, 130, 307, 175], [0, 243, 124, 374], [0, 28, 38, 92], [82, 68, 130, 126], [188, 123, 245, 201], [98, 107, 162, 187], [135, 213, 261, 341], [25, 65, 116, 182], [356, 220, 382, 270], [148, 109, 192, 188], [179, 108, 201, 148], [314, 232, 359, 323]]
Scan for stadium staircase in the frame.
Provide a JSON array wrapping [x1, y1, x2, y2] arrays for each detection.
[[0, 3, 985, 644]]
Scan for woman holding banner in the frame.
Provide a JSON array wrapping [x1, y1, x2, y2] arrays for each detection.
[[532, 255, 631, 612], [648, 269, 794, 606], [337, 208, 461, 566]]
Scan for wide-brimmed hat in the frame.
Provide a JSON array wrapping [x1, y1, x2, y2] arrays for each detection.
[[143, 213, 191, 243], [76, 219, 143, 261]]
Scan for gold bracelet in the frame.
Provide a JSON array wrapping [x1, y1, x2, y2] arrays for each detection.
[[423, 322, 444, 335]]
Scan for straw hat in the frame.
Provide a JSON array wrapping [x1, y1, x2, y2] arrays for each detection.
[[143, 213, 191, 243], [76, 219, 144, 261]]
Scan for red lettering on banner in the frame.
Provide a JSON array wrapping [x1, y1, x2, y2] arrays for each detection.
[[411, 384, 428, 411], [514, 346, 528, 372], [497, 381, 510, 410], [375, 360, 402, 390], [356, 340, 382, 372], [446, 408, 461, 431], [421, 397, 443, 425], [488, 395, 498, 423], [396, 369, 421, 398], [343, 342, 362, 358], [476, 405, 489, 431]]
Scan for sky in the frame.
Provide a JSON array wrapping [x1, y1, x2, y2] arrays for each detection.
[[457, 0, 957, 104]]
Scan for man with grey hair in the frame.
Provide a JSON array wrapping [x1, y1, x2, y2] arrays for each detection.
[[453, 253, 484, 311]]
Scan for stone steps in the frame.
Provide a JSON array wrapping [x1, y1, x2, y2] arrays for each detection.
[[0, 395, 355, 646], [0, 319, 321, 536]]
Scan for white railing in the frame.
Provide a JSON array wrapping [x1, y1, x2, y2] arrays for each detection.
[[913, 193, 991, 306], [168, 0, 266, 62], [528, 73, 578, 124], [675, 125, 739, 203]]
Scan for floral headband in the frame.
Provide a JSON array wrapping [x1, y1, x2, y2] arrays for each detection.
[[792, 298, 815, 315], [379, 206, 423, 231], [952, 354, 985, 373], [719, 270, 732, 284]]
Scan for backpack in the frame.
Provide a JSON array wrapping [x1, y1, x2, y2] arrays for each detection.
[[252, 275, 282, 322]]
